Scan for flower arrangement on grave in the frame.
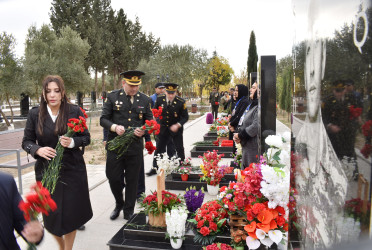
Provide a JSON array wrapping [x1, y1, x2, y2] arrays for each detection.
[[180, 156, 192, 167], [216, 116, 230, 126], [199, 150, 232, 186], [231, 144, 242, 168], [184, 186, 205, 214], [203, 243, 233, 250], [188, 200, 228, 245], [344, 198, 371, 226], [178, 166, 192, 175], [244, 202, 288, 249], [362, 120, 372, 137], [216, 126, 229, 138], [209, 123, 217, 132], [165, 205, 188, 247], [140, 190, 183, 216], [42, 110, 88, 193], [360, 143, 371, 158], [206, 113, 214, 124], [154, 152, 180, 177], [19, 182, 57, 250], [108, 119, 160, 159], [243, 134, 290, 249]]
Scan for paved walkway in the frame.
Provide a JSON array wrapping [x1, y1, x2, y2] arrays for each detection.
[[16, 115, 290, 249]]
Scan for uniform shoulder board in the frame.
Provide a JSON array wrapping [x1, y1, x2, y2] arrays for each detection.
[[158, 94, 166, 97], [176, 96, 185, 102]]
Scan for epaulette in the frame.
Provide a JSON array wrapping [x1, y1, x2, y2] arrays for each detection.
[[175, 96, 185, 102], [158, 94, 166, 97]]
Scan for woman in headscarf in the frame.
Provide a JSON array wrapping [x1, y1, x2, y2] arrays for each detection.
[[233, 82, 259, 167], [228, 84, 250, 139]]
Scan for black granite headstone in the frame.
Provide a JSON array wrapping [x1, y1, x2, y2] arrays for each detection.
[[76, 91, 83, 108], [20, 93, 29, 117], [250, 72, 257, 88], [258, 56, 276, 155]]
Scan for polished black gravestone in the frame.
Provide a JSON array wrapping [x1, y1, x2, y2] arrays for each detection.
[[203, 132, 218, 141], [258, 55, 276, 155], [107, 213, 230, 249], [165, 172, 236, 190]]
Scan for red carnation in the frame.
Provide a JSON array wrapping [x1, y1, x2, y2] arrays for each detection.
[[200, 226, 210, 236]]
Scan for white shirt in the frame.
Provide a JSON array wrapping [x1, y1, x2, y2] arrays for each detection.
[[47, 105, 75, 148]]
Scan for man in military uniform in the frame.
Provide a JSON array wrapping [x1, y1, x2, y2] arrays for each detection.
[[322, 80, 354, 159], [149, 83, 189, 175], [100, 70, 153, 220], [209, 87, 220, 120]]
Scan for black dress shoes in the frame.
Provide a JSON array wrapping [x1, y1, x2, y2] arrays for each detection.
[[146, 169, 157, 176], [110, 205, 123, 220], [124, 211, 134, 221]]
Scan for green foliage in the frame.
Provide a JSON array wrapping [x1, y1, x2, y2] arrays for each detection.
[[0, 32, 23, 100], [23, 25, 91, 97], [138, 44, 208, 94], [206, 52, 234, 90], [247, 31, 258, 78]]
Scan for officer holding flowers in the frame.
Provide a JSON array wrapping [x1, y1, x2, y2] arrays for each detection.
[[100, 70, 153, 221], [149, 83, 189, 175]]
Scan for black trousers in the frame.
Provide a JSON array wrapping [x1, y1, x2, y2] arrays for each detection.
[[211, 105, 219, 119], [106, 151, 142, 213], [155, 134, 176, 157], [153, 128, 185, 169]]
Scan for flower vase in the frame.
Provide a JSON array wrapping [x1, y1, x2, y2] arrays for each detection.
[[207, 184, 219, 195], [148, 212, 166, 227], [170, 238, 183, 249], [180, 174, 189, 181]]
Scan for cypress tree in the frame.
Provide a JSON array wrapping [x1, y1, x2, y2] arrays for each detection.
[[247, 31, 258, 82]]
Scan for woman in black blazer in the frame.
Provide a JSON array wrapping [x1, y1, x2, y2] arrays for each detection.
[[22, 75, 92, 250]]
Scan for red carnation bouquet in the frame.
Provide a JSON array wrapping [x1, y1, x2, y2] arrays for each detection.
[[42, 112, 88, 194], [188, 200, 228, 245], [362, 120, 372, 137], [199, 150, 230, 186], [139, 190, 183, 216], [145, 141, 156, 154], [19, 182, 57, 250], [152, 106, 163, 120], [349, 105, 362, 120], [107, 119, 160, 159]]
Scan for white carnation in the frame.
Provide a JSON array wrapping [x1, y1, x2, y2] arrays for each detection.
[[265, 135, 283, 148]]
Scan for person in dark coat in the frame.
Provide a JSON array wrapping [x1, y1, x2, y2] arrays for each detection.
[[22, 75, 92, 250], [149, 83, 189, 174], [100, 70, 153, 221], [0, 172, 44, 250], [209, 87, 220, 120], [228, 84, 250, 155], [233, 82, 259, 168]]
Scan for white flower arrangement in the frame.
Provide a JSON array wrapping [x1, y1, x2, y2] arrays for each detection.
[[260, 134, 290, 209], [165, 205, 188, 241], [154, 153, 180, 177]]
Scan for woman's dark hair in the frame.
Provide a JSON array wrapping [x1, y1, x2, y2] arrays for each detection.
[[235, 84, 249, 100], [38, 75, 70, 136]]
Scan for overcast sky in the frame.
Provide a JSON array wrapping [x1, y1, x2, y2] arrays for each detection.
[[0, 0, 366, 75]]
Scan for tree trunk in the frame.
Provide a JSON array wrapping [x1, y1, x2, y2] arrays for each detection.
[[102, 69, 106, 93], [0, 109, 10, 126], [5, 93, 14, 123], [94, 68, 98, 95]]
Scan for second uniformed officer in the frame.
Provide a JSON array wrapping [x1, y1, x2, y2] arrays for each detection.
[[151, 83, 189, 173], [100, 70, 153, 220]]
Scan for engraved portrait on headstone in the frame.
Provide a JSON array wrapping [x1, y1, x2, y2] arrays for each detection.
[[292, 0, 371, 248]]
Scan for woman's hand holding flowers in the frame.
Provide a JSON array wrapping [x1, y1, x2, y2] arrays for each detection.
[[36, 147, 56, 160]]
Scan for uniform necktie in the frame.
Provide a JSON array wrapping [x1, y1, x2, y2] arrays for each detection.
[[127, 95, 132, 107], [168, 100, 171, 106]]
